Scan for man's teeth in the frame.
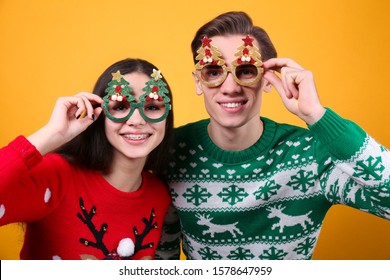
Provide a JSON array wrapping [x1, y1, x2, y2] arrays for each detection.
[[221, 102, 242, 108], [123, 134, 149, 140]]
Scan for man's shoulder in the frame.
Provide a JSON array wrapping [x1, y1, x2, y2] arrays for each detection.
[[262, 117, 309, 136], [174, 119, 209, 135]]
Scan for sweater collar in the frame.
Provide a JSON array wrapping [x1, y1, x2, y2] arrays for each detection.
[[196, 117, 276, 164]]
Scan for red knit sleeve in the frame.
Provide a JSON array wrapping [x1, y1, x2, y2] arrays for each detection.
[[9, 136, 43, 168], [0, 136, 42, 181], [0, 136, 68, 225]]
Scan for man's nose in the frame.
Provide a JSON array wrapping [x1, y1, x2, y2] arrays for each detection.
[[220, 71, 241, 94]]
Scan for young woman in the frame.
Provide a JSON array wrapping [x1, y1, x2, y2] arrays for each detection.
[[0, 58, 174, 260]]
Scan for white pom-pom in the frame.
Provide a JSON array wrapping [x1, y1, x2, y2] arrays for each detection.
[[111, 95, 117, 101], [117, 95, 123, 102], [44, 188, 51, 203], [203, 57, 208, 63], [245, 56, 251, 62], [0, 204, 5, 219], [117, 238, 135, 257], [207, 57, 213, 63]]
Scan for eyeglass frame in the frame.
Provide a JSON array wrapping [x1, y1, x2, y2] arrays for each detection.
[[195, 63, 263, 88], [102, 91, 171, 123]]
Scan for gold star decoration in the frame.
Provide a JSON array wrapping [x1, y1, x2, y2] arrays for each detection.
[[150, 69, 162, 81], [111, 70, 123, 82]]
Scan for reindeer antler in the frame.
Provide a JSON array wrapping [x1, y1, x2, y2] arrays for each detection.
[[77, 197, 109, 256], [266, 205, 285, 212], [132, 208, 158, 254], [195, 213, 212, 221]]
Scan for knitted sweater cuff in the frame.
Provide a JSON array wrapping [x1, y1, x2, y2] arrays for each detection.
[[9, 135, 43, 169], [308, 108, 366, 160]]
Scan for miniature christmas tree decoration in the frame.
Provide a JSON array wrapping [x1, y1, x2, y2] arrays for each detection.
[[233, 35, 263, 68], [141, 69, 171, 105], [105, 70, 133, 102], [195, 36, 225, 70]]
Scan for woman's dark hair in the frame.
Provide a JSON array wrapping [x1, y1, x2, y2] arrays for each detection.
[[56, 58, 174, 182], [191, 11, 277, 63]]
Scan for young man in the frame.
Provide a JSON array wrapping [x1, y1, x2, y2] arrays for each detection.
[[156, 11, 390, 260]]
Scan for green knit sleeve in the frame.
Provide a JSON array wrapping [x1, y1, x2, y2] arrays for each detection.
[[310, 109, 390, 219], [308, 108, 366, 160]]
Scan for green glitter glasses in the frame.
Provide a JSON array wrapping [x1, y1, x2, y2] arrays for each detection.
[[102, 69, 171, 123]]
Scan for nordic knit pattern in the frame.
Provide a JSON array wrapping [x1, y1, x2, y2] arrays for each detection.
[[0, 136, 171, 260], [156, 109, 390, 260]]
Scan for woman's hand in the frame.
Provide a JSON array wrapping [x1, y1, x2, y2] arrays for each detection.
[[27, 92, 103, 155]]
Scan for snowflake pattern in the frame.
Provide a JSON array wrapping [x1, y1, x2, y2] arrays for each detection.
[[286, 170, 316, 193], [182, 184, 212, 206], [227, 247, 255, 260], [259, 246, 288, 260], [217, 185, 249, 206], [353, 156, 384, 181], [293, 237, 316, 256], [253, 180, 280, 201], [198, 247, 222, 260]]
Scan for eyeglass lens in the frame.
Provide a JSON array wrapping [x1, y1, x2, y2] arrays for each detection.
[[106, 99, 168, 122], [200, 64, 260, 86]]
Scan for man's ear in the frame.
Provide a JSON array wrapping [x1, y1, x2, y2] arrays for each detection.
[[192, 71, 203, 95], [262, 79, 273, 93]]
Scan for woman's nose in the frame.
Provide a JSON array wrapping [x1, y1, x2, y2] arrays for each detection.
[[125, 108, 146, 126]]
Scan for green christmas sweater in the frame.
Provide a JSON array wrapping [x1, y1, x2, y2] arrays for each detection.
[[156, 109, 390, 260]]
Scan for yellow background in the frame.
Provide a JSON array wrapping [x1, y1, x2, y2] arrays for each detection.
[[1, 0, 390, 259]]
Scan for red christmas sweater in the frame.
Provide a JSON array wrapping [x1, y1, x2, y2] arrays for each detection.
[[0, 136, 171, 260]]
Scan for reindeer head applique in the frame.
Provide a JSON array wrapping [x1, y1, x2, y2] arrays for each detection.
[[76, 197, 157, 260]]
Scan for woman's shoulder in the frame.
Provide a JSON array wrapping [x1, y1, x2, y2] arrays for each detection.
[[142, 171, 170, 194]]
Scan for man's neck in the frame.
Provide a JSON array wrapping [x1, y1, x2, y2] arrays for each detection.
[[207, 117, 263, 151]]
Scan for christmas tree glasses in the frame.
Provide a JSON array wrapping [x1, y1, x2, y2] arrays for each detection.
[[102, 70, 171, 123], [198, 64, 262, 87], [195, 35, 263, 87]]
